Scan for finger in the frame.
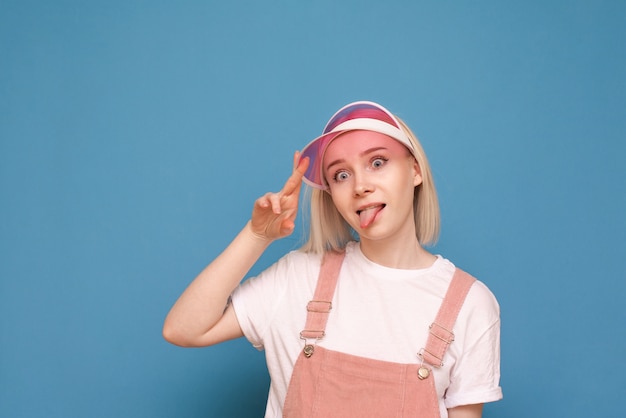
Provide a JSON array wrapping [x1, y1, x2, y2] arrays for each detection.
[[280, 219, 295, 235], [269, 193, 282, 214], [294, 150, 310, 176], [279, 211, 297, 234], [282, 154, 310, 196], [254, 193, 272, 209]]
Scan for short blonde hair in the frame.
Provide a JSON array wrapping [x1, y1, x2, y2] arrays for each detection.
[[300, 116, 440, 254]]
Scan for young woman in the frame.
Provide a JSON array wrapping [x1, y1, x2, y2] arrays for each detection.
[[163, 101, 502, 417]]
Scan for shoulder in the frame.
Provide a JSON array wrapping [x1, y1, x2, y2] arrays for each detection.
[[257, 249, 323, 279], [235, 249, 324, 300], [434, 258, 501, 334], [462, 270, 501, 321], [231, 249, 324, 347], [280, 249, 325, 279], [438, 257, 500, 316], [446, 265, 501, 349]]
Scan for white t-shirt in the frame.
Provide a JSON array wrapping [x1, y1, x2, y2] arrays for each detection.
[[231, 242, 502, 417]]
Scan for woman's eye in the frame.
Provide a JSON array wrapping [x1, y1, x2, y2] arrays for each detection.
[[372, 158, 387, 169], [334, 171, 350, 182]]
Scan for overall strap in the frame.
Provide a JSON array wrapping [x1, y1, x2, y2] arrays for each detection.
[[421, 268, 476, 368], [299, 250, 346, 342]]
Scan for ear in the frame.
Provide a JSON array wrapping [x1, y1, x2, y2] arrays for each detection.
[[412, 158, 423, 187]]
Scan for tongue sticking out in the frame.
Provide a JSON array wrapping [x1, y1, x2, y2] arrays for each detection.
[[359, 205, 384, 229]]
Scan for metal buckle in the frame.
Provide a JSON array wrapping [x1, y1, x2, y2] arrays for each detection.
[[300, 330, 325, 339], [306, 300, 332, 313], [417, 347, 445, 368], [300, 331, 325, 358], [416, 349, 432, 380], [429, 322, 455, 344]]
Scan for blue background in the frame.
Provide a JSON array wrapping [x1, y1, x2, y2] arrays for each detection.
[[1, 1, 625, 417]]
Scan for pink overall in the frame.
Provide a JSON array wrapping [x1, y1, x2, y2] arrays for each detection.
[[283, 251, 475, 418]]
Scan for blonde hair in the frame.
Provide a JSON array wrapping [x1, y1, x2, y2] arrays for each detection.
[[300, 116, 440, 254]]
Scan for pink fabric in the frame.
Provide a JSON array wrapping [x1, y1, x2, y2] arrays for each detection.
[[299, 251, 345, 340], [421, 269, 475, 368], [283, 251, 475, 418], [283, 346, 440, 417]]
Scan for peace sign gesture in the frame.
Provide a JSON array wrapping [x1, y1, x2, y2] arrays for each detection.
[[250, 151, 310, 241]]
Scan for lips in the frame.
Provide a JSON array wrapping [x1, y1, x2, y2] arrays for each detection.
[[356, 204, 386, 228]]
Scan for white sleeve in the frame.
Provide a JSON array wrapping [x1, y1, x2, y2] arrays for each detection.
[[230, 260, 288, 350], [444, 281, 503, 408]]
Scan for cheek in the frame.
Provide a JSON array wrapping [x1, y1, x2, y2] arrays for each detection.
[[328, 189, 353, 217], [326, 178, 351, 197], [328, 188, 344, 208]]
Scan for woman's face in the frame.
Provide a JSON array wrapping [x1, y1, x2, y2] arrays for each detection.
[[322, 130, 422, 243]]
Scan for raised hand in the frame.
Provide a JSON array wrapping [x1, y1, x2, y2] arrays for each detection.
[[250, 151, 310, 241]]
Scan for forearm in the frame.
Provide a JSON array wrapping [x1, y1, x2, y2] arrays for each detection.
[[163, 221, 272, 346], [164, 152, 309, 347], [448, 403, 483, 418]]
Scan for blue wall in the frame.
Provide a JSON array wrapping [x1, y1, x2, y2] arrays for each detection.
[[1, 1, 624, 417]]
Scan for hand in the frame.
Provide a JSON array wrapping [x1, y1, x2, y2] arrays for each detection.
[[249, 151, 310, 241]]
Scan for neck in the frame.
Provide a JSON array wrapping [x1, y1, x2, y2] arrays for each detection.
[[358, 236, 436, 269]]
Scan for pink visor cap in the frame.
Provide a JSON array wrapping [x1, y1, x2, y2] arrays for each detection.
[[300, 101, 416, 190]]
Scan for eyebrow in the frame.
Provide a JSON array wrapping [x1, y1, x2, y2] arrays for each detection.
[[324, 146, 388, 172]]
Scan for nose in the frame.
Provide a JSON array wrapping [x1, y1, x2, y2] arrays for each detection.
[[353, 173, 374, 197]]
